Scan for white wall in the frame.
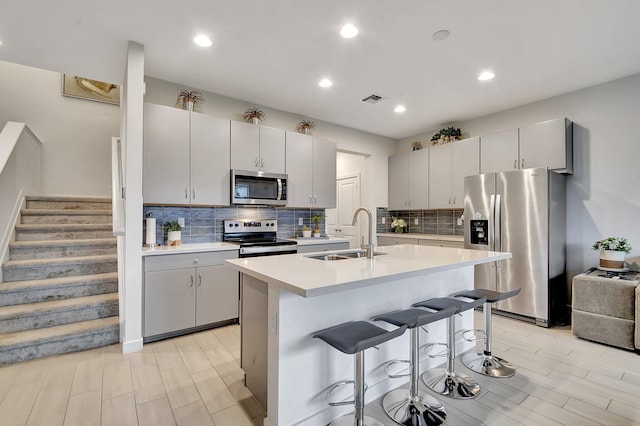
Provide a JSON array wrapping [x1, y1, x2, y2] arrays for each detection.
[[397, 73, 640, 279], [0, 61, 120, 196], [143, 77, 397, 212]]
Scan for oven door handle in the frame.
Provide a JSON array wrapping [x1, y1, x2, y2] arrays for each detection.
[[240, 245, 297, 255]]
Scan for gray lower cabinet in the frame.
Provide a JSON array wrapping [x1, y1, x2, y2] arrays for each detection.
[[144, 250, 239, 340]]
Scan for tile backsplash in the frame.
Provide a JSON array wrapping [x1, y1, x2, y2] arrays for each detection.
[[376, 207, 464, 236], [143, 205, 325, 245]]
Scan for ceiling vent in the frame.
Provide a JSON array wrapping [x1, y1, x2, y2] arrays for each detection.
[[361, 93, 387, 104]]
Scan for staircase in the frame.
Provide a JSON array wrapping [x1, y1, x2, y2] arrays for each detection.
[[0, 196, 120, 365]]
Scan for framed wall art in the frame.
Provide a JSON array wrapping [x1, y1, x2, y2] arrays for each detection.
[[62, 74, 120, 105]]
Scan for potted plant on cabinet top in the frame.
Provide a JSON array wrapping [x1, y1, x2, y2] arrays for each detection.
[[296, 119, 315, 135], [301, 225, 312, 238], [243, 107, 266, 125], [176, 89, 204, 111], [165, 221, 183, 246], [311, 215, 323, 237], [592, 236, 632, 269]]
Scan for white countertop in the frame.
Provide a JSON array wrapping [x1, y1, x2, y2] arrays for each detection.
[[142, 242, 238, 256], [378, 233, 464, 242], [291, 236, 350, 246], [226, 244, 510, 298]]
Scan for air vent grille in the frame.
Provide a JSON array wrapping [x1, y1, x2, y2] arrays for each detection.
[[361, 93, 387, 104]]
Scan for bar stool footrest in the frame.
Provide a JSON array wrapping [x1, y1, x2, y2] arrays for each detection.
[[326, 379, 370, 406], [462, 328, 486, 343], [421, 342, 449, 359], [385, 359, 411, 379]]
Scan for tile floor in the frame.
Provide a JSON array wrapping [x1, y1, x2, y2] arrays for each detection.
[[0, 313, 639, 425]]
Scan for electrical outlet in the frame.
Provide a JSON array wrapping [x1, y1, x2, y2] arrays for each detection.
[[414, 218, 419, 225], [457, 218, 463, 226], [381, 217, 386, 224], [298, 217, 303, 226], [178, 218, 185, 227]]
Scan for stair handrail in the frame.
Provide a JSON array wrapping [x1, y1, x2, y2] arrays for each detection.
[[111, 137, 125, 236]]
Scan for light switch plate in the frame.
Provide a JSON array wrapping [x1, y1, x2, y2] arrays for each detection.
[[414, 218, 419, 225], [178, 218, 185, 227], [457, 218, 463, 226]]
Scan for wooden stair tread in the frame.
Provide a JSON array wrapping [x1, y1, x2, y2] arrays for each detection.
[[0, 272, 118, 292], [4, 254, 117, 268], [0, 293, 118, 319], [10, 238, 116, 248]]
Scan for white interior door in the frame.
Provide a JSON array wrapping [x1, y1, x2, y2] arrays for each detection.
[[329, 175, 360, 248]]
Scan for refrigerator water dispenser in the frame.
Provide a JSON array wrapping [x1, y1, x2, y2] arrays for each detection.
[[470, 219, 488, 245]]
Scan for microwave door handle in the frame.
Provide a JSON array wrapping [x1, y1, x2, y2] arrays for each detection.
[[277, 178, 283, 200]]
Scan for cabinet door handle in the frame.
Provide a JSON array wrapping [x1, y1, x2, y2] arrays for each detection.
[[309, 195, 313, 204], [190, 275, 194, 287], [198, 274, 202, 286], [192, 188, 196, 199], [453, 196, 456, 205], [261, 158, 265, 168], [185, 188, 188, 199], [521, 158, 525, 168], [314, 195, 317, 204], [514, 159, 517, 169], [408, 200, 411, 206], [448, 196, 451, 205], [254, 157, 259, 167]]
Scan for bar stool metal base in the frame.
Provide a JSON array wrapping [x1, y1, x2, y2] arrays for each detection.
[[462, 352, 516, 378], [382, 388, 446, 426], [422, 368, 480, 399], [329, 414, 385, 426]]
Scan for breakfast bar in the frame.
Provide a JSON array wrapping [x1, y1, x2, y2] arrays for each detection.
[[226, 244, 510, 426]]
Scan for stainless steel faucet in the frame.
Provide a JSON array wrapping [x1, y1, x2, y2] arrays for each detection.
[[351, 207, 374, 259]]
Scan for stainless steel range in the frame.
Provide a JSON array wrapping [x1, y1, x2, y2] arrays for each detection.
[[223, 220, 297, 257]]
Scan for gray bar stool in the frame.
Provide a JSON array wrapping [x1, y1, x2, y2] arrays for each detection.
[[373, 305, 457, 425], [313, 321, 407, 426], [412, 297, 486, 399], [454, 288, 521, 378]]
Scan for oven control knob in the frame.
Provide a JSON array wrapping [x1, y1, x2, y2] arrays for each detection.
[[234, 223, 238, 227]]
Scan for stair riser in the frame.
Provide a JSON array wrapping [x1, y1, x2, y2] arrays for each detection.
[[0, 280, 118, 307], [26, 200, 111, 210], [10, 245, 116, 260], [0, 301, 118, 334], [3, 261, 117, 282], [0, 325, 119, 366], [15, 230, 114, 241], [21, 215, 112, 225]]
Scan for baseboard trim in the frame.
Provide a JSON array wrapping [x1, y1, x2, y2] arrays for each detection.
[[122, 337, 143, 354]]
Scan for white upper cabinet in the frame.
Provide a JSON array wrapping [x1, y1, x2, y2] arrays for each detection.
[[143, 103, 231, 205], [312, 137, 337, 208], [230, 121, 285, 174], [429, 137, 479, 209], [480, 129, 519, 174], [285, 132, 336, 208], [388, 150, 429, 210], [143, 103, 190, 204], [190, 113, 231, 205], [480, 118, 573, 174], [519, 118, 573, 174]]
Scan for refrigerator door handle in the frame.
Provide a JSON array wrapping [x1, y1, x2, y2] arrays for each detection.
[[490, 194, 496, 252], [495, 194, 502, 265]]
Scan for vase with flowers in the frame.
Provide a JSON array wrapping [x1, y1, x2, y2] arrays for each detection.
[[592, 236, 632, 269], [391, 217, 407, 233]]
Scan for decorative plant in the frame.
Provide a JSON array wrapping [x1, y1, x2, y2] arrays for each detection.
[[301, 225, 311, 231], [432, 126, 462, 144], [243, 107, 266, 122], [176, 89, 204, 109], [391, 216, 407, 233], [592, 237, 631, 253], [296, 119, 315, 134], [411, 141, 423, 151], [311, 215, 323, 232], [164, 221, 183, 232]]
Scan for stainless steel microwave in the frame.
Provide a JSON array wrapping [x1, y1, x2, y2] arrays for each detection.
[[231, 169, 287, 206]]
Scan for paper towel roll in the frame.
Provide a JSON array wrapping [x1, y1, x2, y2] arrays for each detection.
[[146, 218, 156, 246]]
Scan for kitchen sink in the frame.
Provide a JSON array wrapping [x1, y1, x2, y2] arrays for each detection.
[[305, 250, 388, 261]]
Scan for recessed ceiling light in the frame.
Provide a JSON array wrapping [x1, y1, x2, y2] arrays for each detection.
[[394, 105, 406, 113], [318, 78, 332, 88], [340, 24, 359, 38], [193, 34, 212, 47], [478, 71, 495, 81], [432, 30, 450, 41]]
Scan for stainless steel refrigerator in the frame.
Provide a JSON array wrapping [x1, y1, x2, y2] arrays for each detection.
[[464, 167, 568, 326]]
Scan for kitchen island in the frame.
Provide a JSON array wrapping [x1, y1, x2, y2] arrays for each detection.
[[226, 244, 510, 426]]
